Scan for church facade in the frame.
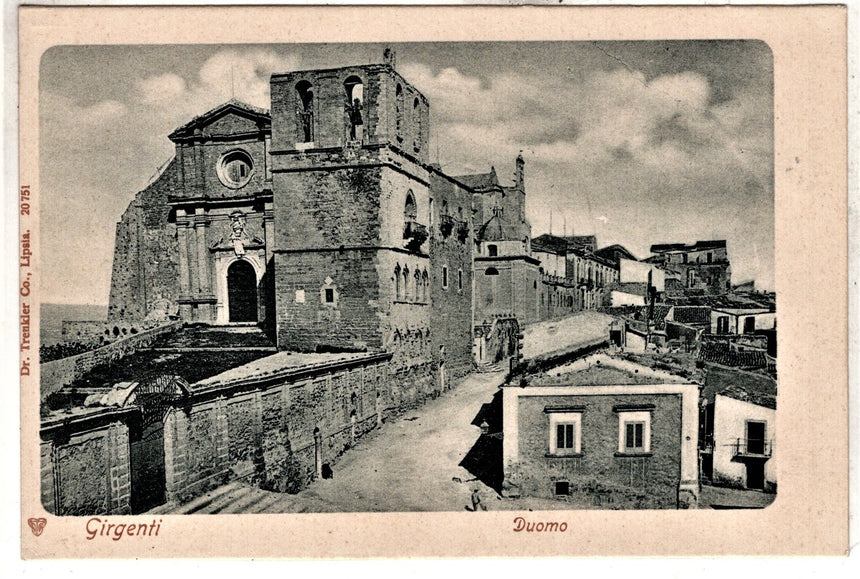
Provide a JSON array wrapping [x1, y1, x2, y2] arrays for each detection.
[[108, 54, 475, 384]]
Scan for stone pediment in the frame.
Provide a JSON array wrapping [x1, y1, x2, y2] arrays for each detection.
[[169, 99, 271, 142]]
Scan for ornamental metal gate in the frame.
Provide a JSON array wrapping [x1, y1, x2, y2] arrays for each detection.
[[127, 375, 189, 514]]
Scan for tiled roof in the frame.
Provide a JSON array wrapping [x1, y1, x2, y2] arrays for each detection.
[[698, 341, 768, 369], [650, 240, 726, 253], [594, 244, 638, 263], [453, 169, 499, 191], [531, 234, 569, 255], [671, 306, 711, 325]]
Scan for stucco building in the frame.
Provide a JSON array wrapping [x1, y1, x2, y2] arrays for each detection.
[[501, 354, 700, 508]]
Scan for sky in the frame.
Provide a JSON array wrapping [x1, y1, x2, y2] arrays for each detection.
[[38, 41, 773, 305]]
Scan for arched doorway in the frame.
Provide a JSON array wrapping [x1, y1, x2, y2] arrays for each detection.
[[126, 375, 190, 514], [227, 259, 258, 322]]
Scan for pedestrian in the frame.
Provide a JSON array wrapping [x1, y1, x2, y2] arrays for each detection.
[[471, 488, 487, 511]]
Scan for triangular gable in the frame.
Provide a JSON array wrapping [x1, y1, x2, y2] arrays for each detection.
[[169, 99, 271, 141]]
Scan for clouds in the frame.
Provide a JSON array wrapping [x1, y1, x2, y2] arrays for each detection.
[[38, 42, 773, 304], [406, 56, 772, 289]]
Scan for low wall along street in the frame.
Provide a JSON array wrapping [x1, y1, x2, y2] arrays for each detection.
[[38, 351, 430, 515]]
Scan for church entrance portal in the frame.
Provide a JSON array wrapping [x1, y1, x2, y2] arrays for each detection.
[[227, 259, 258, 322]]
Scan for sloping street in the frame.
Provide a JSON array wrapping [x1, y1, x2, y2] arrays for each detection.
[[149, 311, 614, 514]]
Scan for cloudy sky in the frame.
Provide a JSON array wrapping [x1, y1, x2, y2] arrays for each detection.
[[39, 41, 773, 305]]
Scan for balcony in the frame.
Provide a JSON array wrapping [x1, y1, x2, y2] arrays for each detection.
[[732, 438, 772, 459], [403, 221, 428, 253], [456, 220, 470, 243], [439, 214, 455, 237]]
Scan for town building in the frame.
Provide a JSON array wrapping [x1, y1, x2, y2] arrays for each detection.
[[501, 353, 701, 508], [646, 240, 732, 295], [710, 307, 776, 335], [699, 366, 777, 491]]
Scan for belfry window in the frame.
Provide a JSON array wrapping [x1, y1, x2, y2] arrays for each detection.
[[344, 76, 364, 141], [296, 81, 314, 143]]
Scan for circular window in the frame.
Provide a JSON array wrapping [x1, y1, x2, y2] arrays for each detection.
[[216, 150, 253, 189]]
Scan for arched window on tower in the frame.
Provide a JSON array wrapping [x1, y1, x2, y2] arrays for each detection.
[[394, 264, 402, 301], [413, 97, 421, 152], [403, 265, 410, 301], [296, 81, 314, 143], [344, 76, 364, 142], [414, 269, 421, 302], [395, 84, 404, 142]]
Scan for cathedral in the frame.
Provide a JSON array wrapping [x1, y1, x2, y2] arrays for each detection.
[[107, 51, 527, 384]]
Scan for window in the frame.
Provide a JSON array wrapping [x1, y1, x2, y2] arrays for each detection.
[[484, 267, 499, 276], [344, 76, 364, 141], [487, 244, 498, 257], [320, 277, 338, 307], [296, 81, 314, 143], [428, 199, 434, 226], [395, 84, 403, 140], [548, 411, 582, 456], [404, 191, 417, 220], [216, 150, 253, 189], [617, 411, 651, 454], [394, 264, 401, 300], [442, 266, 448, 289], [457, 269, 463, 291], [413, 98, 421, 151], [707, 252, 713, 263]]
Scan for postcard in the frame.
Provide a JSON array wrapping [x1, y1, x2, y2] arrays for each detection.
[[17, 4, 848, 558]]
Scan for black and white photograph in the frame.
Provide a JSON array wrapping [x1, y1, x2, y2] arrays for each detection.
[[15, 4, 848, 560], [36, 39, 777, 515]]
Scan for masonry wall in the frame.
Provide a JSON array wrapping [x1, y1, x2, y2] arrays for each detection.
[[428, 173, 475, 380], [511, 393, 682, 508], [108, 160, 181, 321], [41, 355, 443, 515], [40, 413, 134, 516]]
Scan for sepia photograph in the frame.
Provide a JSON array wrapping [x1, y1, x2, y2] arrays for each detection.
[[16, 4, 848, 559], [37, 40, 776, 516]]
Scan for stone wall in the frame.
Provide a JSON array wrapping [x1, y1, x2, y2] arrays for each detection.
[[40, 321, 182, 400], [512, 393, 683, 508], [61, 320, 163, 349], [40, 410, 135, 516], [108, 159, 181, 321], [40, 353, 411, 515]]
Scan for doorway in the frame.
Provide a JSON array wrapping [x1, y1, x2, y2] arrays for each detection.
[[227, 259, 258, 322], [129, 416, 166, 514]]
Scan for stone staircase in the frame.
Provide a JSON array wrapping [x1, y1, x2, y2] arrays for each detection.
[[147, 481, 307, 515], [476, 360, 506, 373]]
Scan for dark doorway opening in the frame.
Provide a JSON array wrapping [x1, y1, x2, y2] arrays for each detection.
[[746, 462, 765, 490], [228, 259, 258, 322], [129, 415, 166, 514], [743, 316, 756, 334]]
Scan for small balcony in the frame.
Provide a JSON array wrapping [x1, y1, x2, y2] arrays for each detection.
[[732, 438, 772, 459], [456, 220, 470, 243], [403, 221, 428, 253], [439, 214, 455, 237]]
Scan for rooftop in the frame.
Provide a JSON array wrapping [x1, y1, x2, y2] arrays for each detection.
[[525, 353, 693, 387]]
